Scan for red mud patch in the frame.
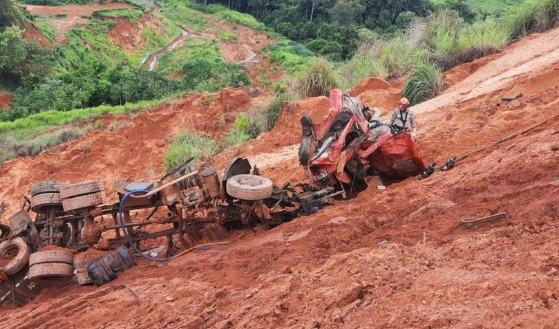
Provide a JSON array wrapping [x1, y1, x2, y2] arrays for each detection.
[[0, 92, 13, 109], [108, 14, 168, 52], [444, 55, 497, 88], [23, 26, 51, 48], [350, 77, 402, 114]]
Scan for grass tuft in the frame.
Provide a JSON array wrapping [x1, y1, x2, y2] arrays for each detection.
[[163, 132, 219, 170], [298, 59, 339, 98], [403, 63, 444, 105]]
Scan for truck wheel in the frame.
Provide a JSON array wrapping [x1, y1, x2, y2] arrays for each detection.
[[31, 181, 60, 197], [226, 174, 273, 201], [29, 249, 73, 266], [28, 263, 74, 279], [59, 181, 103, 200], [30, 192, 62, 214], [0, 238, 31, 276]]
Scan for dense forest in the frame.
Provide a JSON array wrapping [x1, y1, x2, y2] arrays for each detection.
[[191, 0, 481, 60]]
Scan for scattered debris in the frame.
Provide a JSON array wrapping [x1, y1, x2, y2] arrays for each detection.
[[501, 93, 523, 102], [461, 212, 509, 229]]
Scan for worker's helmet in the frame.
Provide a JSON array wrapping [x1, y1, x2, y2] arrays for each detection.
[[399, 98, 410, 106]]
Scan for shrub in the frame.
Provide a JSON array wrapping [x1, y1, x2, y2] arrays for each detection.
[[164, 132, 219, 170], [266, 41, 315, 74], [298, 59, 339, 97], [261, 94, 286, 131], [219, 31, 238, 41], [427, 12, 508, 69], [403, 63, 444, 105], [225, 113, 253, 146]]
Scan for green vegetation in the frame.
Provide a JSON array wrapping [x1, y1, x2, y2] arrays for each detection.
[[187, 1, 266, 30], [159, 0, 208, 32], [22, 0, 92, 4], [124, 0, 158, 10], [93, 9, 145, 23], [0, 26, 52, 88], [0, 97, 166, 141], [298, 58, 339, 97], [192, 0, 432, 60], [403, 63, 444, 104], [1, 127, 89, 163], [338, 9, 509, 87], [507, 0, 559, 39], [218, 31, 237, 41], [266, 41, 315, 74], [0, 0, 22, 30], [157, 39, 250, 92], [32, 18, 58, 43], [225, 113, 251, 146], [257, 93, 288, 132], [163, 132, 220, 170], [431, 0, 525, 16]]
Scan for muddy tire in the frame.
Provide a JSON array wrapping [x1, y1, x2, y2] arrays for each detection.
[[62, 193, 103, 212], [0, 224, 10, 243], [226, 174, 273, 201], [28, 262, 74, 279], [60, 181, 103, 200], [29, 249, 73, 266], [30, 181, 60, 197], [30, 193, 62, 214], [0, 238, 31, 276], [299, 113, 313, 166], [299, 136, 312, 166]]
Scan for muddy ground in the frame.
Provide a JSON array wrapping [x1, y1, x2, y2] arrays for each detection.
[[0, 23, 559, 329]]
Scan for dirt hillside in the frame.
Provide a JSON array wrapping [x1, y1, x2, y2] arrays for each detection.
[[1, 25, 559, 329]]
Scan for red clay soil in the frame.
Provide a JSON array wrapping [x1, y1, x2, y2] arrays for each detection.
[[23, 25, 52, 48], [25, 0, 131, 42], [1, 28, 559, 329], [443, 54, 498, 89], [0, 92, 12, 109], [108, 13, 169, 52]]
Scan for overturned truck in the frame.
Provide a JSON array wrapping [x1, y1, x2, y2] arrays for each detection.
[[0, 158, 339, 307], [0, 89, 429, 307]]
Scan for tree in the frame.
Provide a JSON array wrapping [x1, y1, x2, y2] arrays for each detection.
[[328, 0, 365, 25], [0, 26, 52, 86], [0, 0, 21, 30]]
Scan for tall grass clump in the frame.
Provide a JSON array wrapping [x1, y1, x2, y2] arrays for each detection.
[[338, 28, 429, 87], [403, 64, 444, 105], [163, 132, 219, 170], [298, 58, 339, 97], [0, 127, 89, 163], [507, 0, 559, 39], [225, 113, 253, 146], [427, 11, 508, 69]]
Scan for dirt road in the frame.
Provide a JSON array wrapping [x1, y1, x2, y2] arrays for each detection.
[[1, 26, 559, 329]]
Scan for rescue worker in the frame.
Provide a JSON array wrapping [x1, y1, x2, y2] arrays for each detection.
[[390, 97, 417, 139]]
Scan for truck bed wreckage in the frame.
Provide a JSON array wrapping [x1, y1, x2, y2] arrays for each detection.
[[0, 89, 431, 307], [0, 158, 341, 306]]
